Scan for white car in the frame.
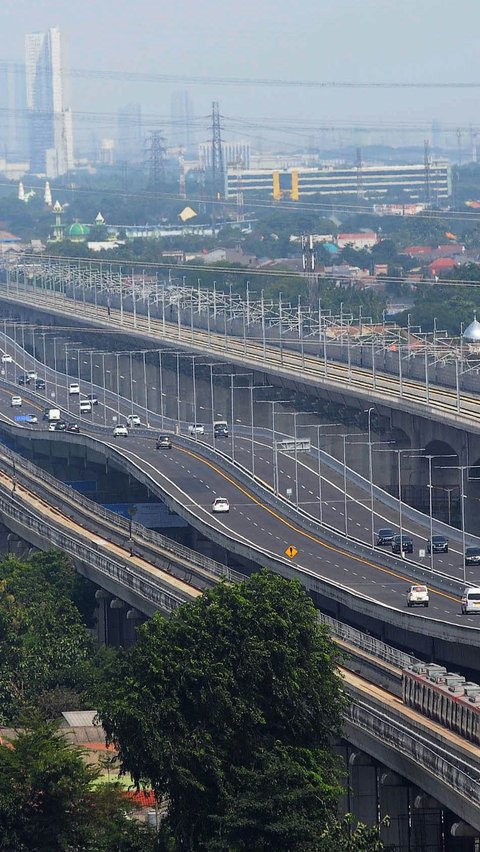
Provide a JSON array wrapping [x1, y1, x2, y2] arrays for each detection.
[[1, 354, 12, 363], [188, 424, 205, 435], [212, 497, 230, 514], [69, 382, 80, 395], [113, 424, 129, 437], [11, 395, 22, 407], [27, 370, 38, 381], [126, 414, 141, 427], [461, 587, 480, 615], [407, 584, 429, 608]]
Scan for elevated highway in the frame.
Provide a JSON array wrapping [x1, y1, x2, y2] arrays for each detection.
[[0, 437, 479, 840], [2, 266, 480, 443], [0, 370, 479, 670]]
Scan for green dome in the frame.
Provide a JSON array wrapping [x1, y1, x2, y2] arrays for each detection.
[[67, 223, 90, 238]]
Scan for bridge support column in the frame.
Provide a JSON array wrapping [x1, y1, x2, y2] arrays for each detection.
[[411, 792, 443, 851], [109, 598, 126, 647], [379, 771, 410, 851], [445, 817, 479, 851], [348, 751, 378, 828], [125, 608, 143, 647], [94, 589, 111, 646]]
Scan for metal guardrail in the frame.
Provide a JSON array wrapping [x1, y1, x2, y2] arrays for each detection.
[[319, 613, 422, 670], [0, 488, 183, 614]]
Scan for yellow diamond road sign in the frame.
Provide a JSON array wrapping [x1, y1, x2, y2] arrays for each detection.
[[285, 545, 298, 559]]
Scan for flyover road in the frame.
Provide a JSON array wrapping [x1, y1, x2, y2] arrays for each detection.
[[0, 334, 476, 583], [2, 278, 480, 438], [0, 378, 476, 633]]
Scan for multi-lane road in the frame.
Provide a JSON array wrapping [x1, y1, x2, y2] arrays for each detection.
[[3, 277, 480, 436], [0, 339, 478, 630]]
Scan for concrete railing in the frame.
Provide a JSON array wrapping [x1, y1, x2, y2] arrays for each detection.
[[0, 486, 183, 615], [0, 438, 244, 586], [173, 432, 467, 598], [345, 694, 480, 827]]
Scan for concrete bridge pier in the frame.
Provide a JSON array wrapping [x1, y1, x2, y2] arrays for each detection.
[[348, 750, 379, 828], [411, 794, 443, 851], [94, 590, 145, 648], [445, 815, 479, 851], [379, 770, 410, 851]]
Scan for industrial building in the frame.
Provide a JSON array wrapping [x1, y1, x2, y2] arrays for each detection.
[[225, 160, 451, 201]]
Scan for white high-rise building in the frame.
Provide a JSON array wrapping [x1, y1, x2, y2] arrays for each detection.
[[25, 27, 74, 177]]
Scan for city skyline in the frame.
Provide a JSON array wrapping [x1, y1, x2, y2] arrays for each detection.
[[1, 2, 480, 134]]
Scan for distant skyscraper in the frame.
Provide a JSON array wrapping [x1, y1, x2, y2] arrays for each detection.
[[170, 90, 194, 153], [25, 27, 74, 177], [117, 104, 143, 163], [0, 62, 28, 161]]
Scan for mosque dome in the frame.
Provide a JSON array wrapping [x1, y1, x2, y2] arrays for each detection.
[[67, 223, 90, 239], [463, 316, 480, 343]]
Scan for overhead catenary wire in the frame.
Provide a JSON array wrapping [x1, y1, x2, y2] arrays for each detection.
[[20, 251, 480, 292]]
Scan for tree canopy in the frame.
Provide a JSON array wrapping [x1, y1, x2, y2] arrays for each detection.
[[0, 717, 158, 852], [0, 551, 96, 724], [97, 570, 381, 851]]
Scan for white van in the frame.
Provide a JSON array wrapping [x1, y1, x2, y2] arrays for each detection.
[[461, 587, 480, 614], [45, 407, 61, 422], [79, 399, 92, 414], [69, 382, 80, 395]]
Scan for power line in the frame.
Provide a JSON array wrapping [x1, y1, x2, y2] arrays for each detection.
[[17, 250, 480, 292]]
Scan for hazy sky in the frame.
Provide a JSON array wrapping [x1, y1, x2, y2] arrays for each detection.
[[3, 0, 480, 150]]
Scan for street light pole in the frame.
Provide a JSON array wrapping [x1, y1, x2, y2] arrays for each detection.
[[365, 407, 375, 547], [422, 454, 457, 570]]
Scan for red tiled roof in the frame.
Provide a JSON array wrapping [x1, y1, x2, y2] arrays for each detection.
[[428, 258, 457, 272], [124, 790, 156, 808], [403, 246, 433, 255]]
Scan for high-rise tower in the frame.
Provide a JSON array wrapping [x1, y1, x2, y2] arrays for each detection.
[[25, 27, 74, 177]]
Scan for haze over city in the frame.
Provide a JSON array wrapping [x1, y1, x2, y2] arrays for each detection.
[[2, 0, 480, 140], [4, 4, 480, 849]]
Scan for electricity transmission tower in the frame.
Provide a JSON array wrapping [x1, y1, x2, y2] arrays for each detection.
[[146, 131, 166, 194], [211, 101, 225, 201]]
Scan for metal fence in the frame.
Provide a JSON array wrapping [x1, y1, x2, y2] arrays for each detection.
[[0, 488, 183, 614], [319, 612, 423, 669]]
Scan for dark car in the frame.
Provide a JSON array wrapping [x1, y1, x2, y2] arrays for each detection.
[[156, 434, 172, 449], [17, 375, 30, 386], [376, 527, 395, 546], [53, 420, 67, 432], [66, 422, 80, 433], [427, 535, 449, 554], [87, 393, 98, 405], [465, 546, 480, 566], [214, 425, 229, 438], [391, 534, 414, 555], [35, 378, 46, 390]]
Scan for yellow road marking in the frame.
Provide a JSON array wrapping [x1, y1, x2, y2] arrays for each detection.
[[177, 445, 461, 604]]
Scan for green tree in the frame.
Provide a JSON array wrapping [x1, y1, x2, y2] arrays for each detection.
[[98, 571, 380, 851], [0, 552, 96, 723], [0, 717, 157, 851]]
